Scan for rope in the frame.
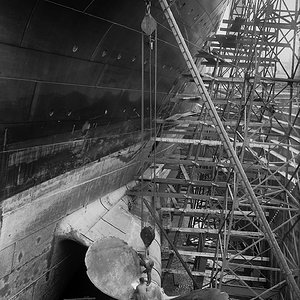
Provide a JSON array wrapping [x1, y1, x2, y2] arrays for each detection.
[[140, 0, 159, 234], [149, 35, 153, 138], [153, 28, 158, 232], [141, 32, 145, 230], [141, 33, 145, 142]]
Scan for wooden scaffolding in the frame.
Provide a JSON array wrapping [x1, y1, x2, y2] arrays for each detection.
[[129, 0, 300, 299]]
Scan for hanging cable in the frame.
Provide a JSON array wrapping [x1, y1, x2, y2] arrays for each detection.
[[141, 33, 145, 143], [141, 31, 145, 230], [149, 35, 152, 139], [140, 0, 157, 247], [152, 27, 158, 233]]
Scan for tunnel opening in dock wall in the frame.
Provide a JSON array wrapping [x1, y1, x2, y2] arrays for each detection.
[[58, 239, 115, 300]]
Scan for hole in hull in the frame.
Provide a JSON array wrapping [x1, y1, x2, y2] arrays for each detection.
[[59, 240, 116, 300]]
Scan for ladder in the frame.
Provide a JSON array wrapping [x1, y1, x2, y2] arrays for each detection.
[[157, 0, 300, 297]]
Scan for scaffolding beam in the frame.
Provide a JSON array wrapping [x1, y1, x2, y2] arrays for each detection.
[[158, 0, 300, 297]]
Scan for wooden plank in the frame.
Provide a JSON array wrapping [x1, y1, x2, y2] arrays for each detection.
[[163, 250, 270, 262], [223, 19, 298, 30], [166, 227, 264, 238], [162, 268, 267, 282], [160, 207, 269, 217], [162, 268, 205, 277], [156, 118, 270, 127], [213, 54, 277, 62], [183, 73, 245, 83], [204, 260, 280, 272], [167, 185, 179, 208], [140, 164, 165, 180], [202, 61, 275, 67], [128, 191, 298, 210], [154, 137, 292, 150], [180, 164, 190, 181], [145, 157, 296, 172], [127, 190, 224, 201], [140, 177, 227, 188], [221, 284, 279, 299], [165, 112, 197, 121], [228, 262, 280, 272]]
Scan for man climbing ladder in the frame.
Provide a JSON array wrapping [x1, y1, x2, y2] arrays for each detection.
[[139, 225, 155, 285], [138, 253, 154, 285]]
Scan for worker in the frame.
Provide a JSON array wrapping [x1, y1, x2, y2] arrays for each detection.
[[138, 253, 154, 285], [134, 277, 148, 300]]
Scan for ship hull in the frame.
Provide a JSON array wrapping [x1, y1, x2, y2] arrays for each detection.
[[0, 0, 229, 199], [0, 0, 230, 299], [0, 144, 143, 299]]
